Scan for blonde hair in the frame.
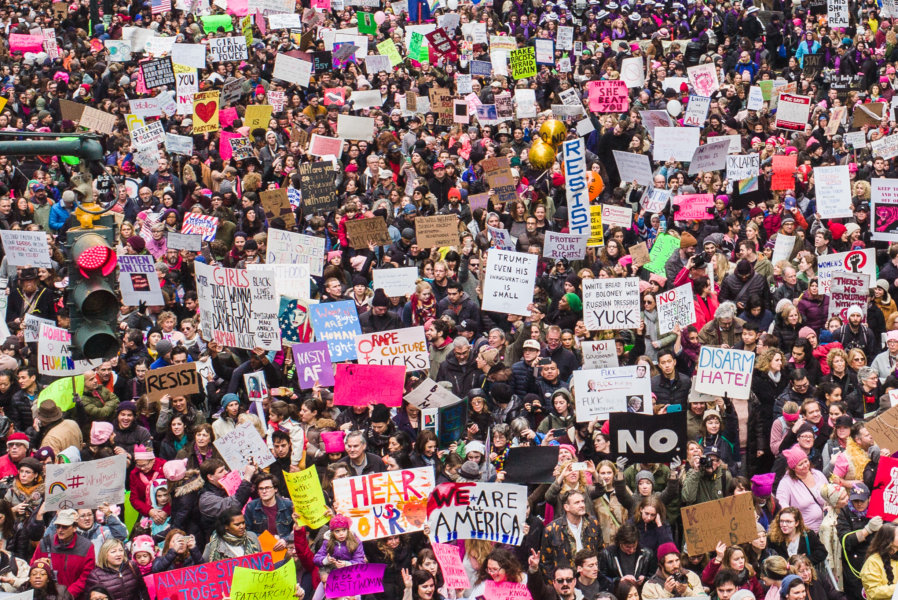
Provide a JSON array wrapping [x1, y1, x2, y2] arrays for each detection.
[[96, 539, 126, 569]]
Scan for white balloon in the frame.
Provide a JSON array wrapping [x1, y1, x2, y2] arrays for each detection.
[[447, 0, 458, 8], [667, 99, 682, 117]]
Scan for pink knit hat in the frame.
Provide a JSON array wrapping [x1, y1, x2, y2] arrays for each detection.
[[90, 422, 114, 446], [783, 444, 808, 470], [131, 535, 155, 558], [163, 459, 188, 482]]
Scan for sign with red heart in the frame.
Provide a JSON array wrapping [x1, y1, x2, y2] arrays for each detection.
[[192, 91, 220, 134]]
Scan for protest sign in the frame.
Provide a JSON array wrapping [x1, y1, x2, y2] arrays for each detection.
[[416, 215, 460, 248], [284, 467, 330, 529], [292, 342, 335, 389], [325, 564, 386, 598], [828, 0, 849, 26], [641, 188, 671, 214], [165, 133, 194, 156], [141, 57, 175, 89], [118, 254, 163, 306], [688, 139, 730, 175], [561, 139, 590, 237], [37, 324, 101, 376], [587, 80, 628, 112], [816, 248, 876, 293], [272, 53, 312, 87], [309, 301, 361, 362], [872, 133, 898, 159], [181, 214, 218, 241], [747, 86, 765, 110], [573, 366, 653, 420], [682, 494, 758, 555], [656, 283, 696, 334], [334, 363, 406, 407], [244, 372, 268, 402], [209, 36, 248, 62], [482, 250, 537, 315], [373, 267, 418, 298], [687, 62, 719, 97], [231, 560, 295, 600], [333, 467, 435, 540], [194, 264, 280, 351], [673, 193, 714, 220], [829, 271, 870, 322], [192, 90, 220, 134], [653, 127, 700, 162], [873, 178, 898, 242], [582, 278, 641, 330], [23, 314, 53, 344], [727, 154, 760, 181], [543, 232, 588, 260], [814, 165, 852, 218], [259, 188, 295, 229], [345, 217, 391, 249], [0, 230, 51, 267], [775, 93, 812, 130], [432, 543, 471, 589], [152, 553, 275, 600], [609, 412, 687, 463], [45, 454, 127, 511], [620, 56, 645, 87], [868, 455, 898, 521], [581, 340, 619, 369], [502, 447, 560, 484], [682, 95, 710, 127], [867, 406, 898, 450], [509, 47, 536, 79], [427, 482, 528, 545], [694, 347, 755, 399], [355, 327, 429, 372], [214, 421, 276, 471], [405, 378, 463, 410], [772, 235, 797, 265], [253, 262, 310, 303], [146, 363, 201, 402], [601, 205, 633, 230], [484, 581, 531, 600], [298, 161, 338, 213], [267, 228, 326, 276], [612, 151, 654, 187]]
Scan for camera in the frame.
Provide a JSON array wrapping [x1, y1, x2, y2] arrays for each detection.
[[673, 572, 689, 585], [692, 255, 706, 269], [698, 455, 714, 470]]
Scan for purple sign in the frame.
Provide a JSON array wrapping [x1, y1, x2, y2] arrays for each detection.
[[292, 341, 335, 389], [325, 564, 387, 598]]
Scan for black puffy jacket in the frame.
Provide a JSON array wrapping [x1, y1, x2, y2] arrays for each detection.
[[84, 561, 149, 600]]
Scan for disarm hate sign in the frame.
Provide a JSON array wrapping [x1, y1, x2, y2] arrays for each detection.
[[694, 346, 755, 399]]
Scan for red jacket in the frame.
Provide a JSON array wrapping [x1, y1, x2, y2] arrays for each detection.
[[701, 559, 764, 599], [128, 458, 168, 517], [0, 454, 19, 479], [31, 533, 95, 598], [693, 293, 720, 332], [293, 527, 320, 589]]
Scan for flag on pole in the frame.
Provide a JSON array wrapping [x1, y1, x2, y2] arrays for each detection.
[[151, 0, 171, 14]]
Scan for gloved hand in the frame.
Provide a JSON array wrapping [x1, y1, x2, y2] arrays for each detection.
[[867, 516, 884, 533], [615, 456, 628, 470]]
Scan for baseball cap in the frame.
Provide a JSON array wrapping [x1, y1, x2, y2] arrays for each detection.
[[849, 482, 870, 501], [56, 509, 78, 526], [523, 340, 540, 351]]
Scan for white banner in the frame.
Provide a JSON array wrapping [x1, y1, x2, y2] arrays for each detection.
[[573, 366, 652, 420], [656, 283, 696, 334], [814, 165, 853, 218], [355, 326, 429, 372], [482, 250, 536, 315], [583, 278, 641, 330], [118, 254, 164, 306]]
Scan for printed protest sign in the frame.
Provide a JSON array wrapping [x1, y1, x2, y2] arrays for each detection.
[[562, 139, 590, 236], [214, 421, 276, 471], [292, 342, 335, 389], [694, 346, 755, 399], [829, 271, 870, 322], [334, 363, 406, 407], [582, 278, 641, 330], [309, 301, 361, 362], [775, 93, 811, 130], [681, 493, 758, 555], [816, 248, 876, 294], [772, 235, 797, 265], [427, 482, 528, 545], [118, 254, 163, 306], [37, 324, 101, 376], [209, 36, 248, 62], [373, 267, 418, 298], [432, 543, 471, 589], [601, 205, 633, 229], [673, 193, 714, 220], [814, 165, 852, 218], [0, 230, 51, 267], [267, 228, 326, 276], [284, 467, 330, 529], [612, 151, 653, 187], [609, 412, 687, 463], [573, 366, 653, 420], [194, 264, 280, 351], [151, 553, 275, 600], [416, 214, 460, 248], [873, 178, 898, 242], [656, 283, 696, 334], [543, 232, 588, 260], [325, 564, 386, 598], [146, 363, 201, 402], [355, 327, 429, 372], [482, 250, 536, 315], [140, 57, 175, 89], [581, 340, 619, 369], [869, 455, 898, 522], [333, 467, 435, 541], [181, 214, 218, 241], [45, 454, 127, 511]]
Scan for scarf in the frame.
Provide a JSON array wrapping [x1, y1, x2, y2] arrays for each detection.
[[844, 437, 870, 479], [220, 531, 256, 554], [194, 444, 213, 465], [173, 434, 189, 453], [768, 370, 782, 383], [410, 292, 437, 326], [680, 330, 700, 363]]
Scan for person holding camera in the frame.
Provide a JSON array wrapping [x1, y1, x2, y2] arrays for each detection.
[[641, 543, 705, 599], [681, 446, 735, 507]]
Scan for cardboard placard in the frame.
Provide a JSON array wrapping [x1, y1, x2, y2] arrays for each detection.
[[146, 363, 201, 402], [415, 214, 460, 248], [345, 216, 391, 249], [298, 161, 338, 212], [681, 493, 758, 555], [260, 188, 295, 228]]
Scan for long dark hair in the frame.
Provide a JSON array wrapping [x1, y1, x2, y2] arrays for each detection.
[[0, 500, 15, 540], [867, 522, 898, 584], [410, 570, 436, 600], [476, 548, 523, 584]]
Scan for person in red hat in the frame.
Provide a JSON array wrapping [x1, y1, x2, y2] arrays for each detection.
[[0, 432, 30, 478]]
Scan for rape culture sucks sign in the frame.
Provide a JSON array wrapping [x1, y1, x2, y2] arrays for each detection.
[[694, 346, 755, 399]]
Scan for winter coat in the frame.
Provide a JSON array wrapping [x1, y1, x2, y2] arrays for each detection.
[[600, 545, 655, 591], [128, 459, 167, 517], [203, 531, 262, 562], [797, 293, 830, 331], [768, 530, 828, 565], [170, 471, 205, 545], [313, 533, 367, 567], [701, 560, 764, 598], [539, 515, 603, 580], [197, 479, 253, 533], [151, 546, 205, 573], [84, 560, 149, 600], [436, 354, 479, 397], [860, 552, 898, 600], [30, 533, 96, 599]]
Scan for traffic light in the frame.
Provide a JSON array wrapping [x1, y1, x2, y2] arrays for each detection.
[[67, 227, 120, 360]]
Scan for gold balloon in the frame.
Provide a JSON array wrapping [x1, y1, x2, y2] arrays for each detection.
[[539, 119, 568, 148], [528, 140, 556, 170]]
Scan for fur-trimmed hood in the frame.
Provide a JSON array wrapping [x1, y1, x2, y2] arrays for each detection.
[[173, 470, 203, 497]]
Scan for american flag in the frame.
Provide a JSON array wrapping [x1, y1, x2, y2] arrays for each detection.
[[151, 0, 171, 14]]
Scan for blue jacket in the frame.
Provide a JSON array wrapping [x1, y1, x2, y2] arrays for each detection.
[[48, 202, 72, 232], [243, 495, 295, 539]]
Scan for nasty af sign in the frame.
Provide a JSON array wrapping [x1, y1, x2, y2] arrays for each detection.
[[694, 346, 755, 399]]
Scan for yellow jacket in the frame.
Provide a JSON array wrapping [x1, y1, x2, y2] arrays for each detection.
[[861, 552, 898, 600]]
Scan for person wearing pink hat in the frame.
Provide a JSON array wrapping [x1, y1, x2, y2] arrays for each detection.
[[776, 442, 827, 532]]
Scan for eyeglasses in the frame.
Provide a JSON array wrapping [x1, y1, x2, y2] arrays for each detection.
[[257, 485, 275, 491], [555, 578, 574, 584]]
